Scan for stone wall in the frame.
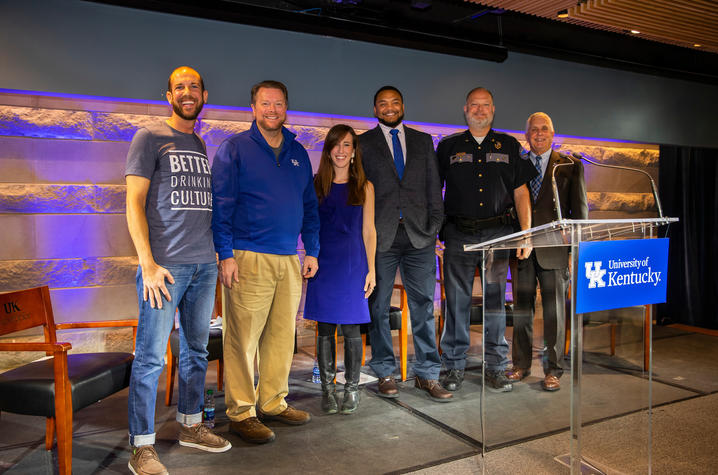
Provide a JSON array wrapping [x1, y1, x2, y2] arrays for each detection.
[[0, 90, 659, 367]]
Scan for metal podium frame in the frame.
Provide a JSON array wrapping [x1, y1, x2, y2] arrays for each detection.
[[465, 216, 678, 474]]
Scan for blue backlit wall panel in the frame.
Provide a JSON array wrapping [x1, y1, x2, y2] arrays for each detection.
[[0, 89, 658, 325]]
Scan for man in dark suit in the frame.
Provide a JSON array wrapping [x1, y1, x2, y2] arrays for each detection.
[[358, 86, 451, 402], [506, 112, 588, 391]]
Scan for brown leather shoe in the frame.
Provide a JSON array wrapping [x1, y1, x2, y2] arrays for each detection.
[[506, 366, 530, 382], [376, 376, 399, 398], [259, 405, 312, 426], [542, 374, 561, 392], [229, 417, 275, 444], [415, 377, 453, 403]]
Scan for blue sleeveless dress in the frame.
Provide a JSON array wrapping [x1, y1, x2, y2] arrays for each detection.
[[304, 182, 371, 324]]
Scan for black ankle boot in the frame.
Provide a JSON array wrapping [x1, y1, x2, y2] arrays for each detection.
[[340, 337, 362, 414], [317, 335, 338, 414]]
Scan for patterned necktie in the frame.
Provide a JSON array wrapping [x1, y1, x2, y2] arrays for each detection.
[[530, 154, 543, 201], [390, 128, 404, 180]]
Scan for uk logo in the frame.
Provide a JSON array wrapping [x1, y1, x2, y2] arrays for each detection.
[[291, 159, 300, 167], [585, 261, 606, 288], [577, 239, 669, 313]]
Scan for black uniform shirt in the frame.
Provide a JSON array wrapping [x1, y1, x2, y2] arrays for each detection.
[[437, 129, 537, 219]]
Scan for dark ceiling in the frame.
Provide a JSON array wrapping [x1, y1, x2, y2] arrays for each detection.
[[89, 0, 718, 84]]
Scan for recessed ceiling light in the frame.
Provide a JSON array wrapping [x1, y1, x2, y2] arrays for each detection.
[[630, 29, 641, 34], [694, 43, 702, 47], [557, 9, 569, 18]]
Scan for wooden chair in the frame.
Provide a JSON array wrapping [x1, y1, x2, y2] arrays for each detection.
[[0, 286, 137, 475], [391, 283, 409, 381], [565, 302, 652, 371], [165, 277, 224, 405], [312, 282, 409, 381]]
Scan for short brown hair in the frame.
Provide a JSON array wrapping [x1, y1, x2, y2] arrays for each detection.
[[250, 80, 288, 105]]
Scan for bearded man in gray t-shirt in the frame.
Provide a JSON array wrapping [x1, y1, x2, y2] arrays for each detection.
[[125, 66, 230, 475]]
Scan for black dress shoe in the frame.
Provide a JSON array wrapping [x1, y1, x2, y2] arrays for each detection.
[[441, 368, 465, 391], [376, 376, 399, 398], [484, 370, 513, 393]]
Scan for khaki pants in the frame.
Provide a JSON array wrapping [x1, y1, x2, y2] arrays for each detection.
[[223, 250, 302, 421]]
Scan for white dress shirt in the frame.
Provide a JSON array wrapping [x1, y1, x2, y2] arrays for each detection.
[[378, 122, 407, 164]]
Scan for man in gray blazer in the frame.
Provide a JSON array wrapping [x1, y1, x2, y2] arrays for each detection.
[[358, 86, 451, 402], [507, 112, 588, 391]]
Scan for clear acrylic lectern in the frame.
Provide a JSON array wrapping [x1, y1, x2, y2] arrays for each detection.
[[465, 217, 677, 474]]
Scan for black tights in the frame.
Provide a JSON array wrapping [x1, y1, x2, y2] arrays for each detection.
[[317, 322, 361, 339]]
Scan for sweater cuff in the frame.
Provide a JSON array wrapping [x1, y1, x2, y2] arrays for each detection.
[[217, 249, 234, 261]]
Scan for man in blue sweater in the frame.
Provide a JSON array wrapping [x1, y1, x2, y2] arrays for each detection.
[[211, 80, 320, 444]]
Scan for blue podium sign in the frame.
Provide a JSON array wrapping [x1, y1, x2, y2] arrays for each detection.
[[576, 238, 669, 313]]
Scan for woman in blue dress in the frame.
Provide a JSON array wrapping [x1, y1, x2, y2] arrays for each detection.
[[304, 124, 376, 415]]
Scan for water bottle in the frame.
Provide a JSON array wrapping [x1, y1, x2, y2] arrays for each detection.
[[203, 389, 215, 428], [312, 359, 321, 384]]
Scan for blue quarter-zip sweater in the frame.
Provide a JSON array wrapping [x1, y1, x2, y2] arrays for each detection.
[[211, 121, 320, 261]]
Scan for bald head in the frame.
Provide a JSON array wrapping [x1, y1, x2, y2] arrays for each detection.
[[167, 66, 204, 93], [165, 66, 207, 125]]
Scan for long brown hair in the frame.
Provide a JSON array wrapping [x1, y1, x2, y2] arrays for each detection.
[[314, 124, 367, 206]]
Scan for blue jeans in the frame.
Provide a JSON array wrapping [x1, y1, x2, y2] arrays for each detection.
[[368, 224, 441, 380], [128, 262, 217, 447]]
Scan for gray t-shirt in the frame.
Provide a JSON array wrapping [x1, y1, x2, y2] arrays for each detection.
[[125, 122, 215, 265]]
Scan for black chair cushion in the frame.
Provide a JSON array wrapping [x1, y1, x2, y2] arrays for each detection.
[[0, 352, 133, 417], [442, 297, 514, 326], [364, 307, 402, 347], [389, 306, 402, 330], [169, 327, 222, 361], [337, 323, 371, 337]]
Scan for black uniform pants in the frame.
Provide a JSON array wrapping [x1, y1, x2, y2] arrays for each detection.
[[441, 222, 512, 371]]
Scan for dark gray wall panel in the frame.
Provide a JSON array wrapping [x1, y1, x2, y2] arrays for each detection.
[[1, 0, 717, 147]]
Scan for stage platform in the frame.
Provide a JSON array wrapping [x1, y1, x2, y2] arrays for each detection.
[[1, 324, 717, 474]]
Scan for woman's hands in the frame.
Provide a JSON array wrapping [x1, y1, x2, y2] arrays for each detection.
[[364, 269, 376, 298]]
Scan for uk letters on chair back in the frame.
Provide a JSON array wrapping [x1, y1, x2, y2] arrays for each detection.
[[0, 286, 55, 339]]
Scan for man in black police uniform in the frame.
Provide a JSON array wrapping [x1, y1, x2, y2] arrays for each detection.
[[437, 87, 536, 392]]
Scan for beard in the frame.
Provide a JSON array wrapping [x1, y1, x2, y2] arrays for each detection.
[[256, 115, 286, 132], [465, 113, 492, 130], [377, 112, 404, 128], [172, 96, 205, 121]]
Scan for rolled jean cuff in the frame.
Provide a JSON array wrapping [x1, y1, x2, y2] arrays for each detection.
[[176, 411, 203, 426], [130, 432, 155, 447]]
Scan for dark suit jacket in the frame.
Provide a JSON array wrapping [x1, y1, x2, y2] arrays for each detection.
[[533, 150, 588, 269], [358, 125, 444, 252]]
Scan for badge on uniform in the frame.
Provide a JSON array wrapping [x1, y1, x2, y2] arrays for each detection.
[[494, 140, 502, 149], [450, 152, 473, 165], [486, 153, 509, 164]]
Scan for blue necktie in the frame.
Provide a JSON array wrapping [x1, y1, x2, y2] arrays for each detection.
[[530, 155, 543, 201], [390, 129, 404, 180]]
